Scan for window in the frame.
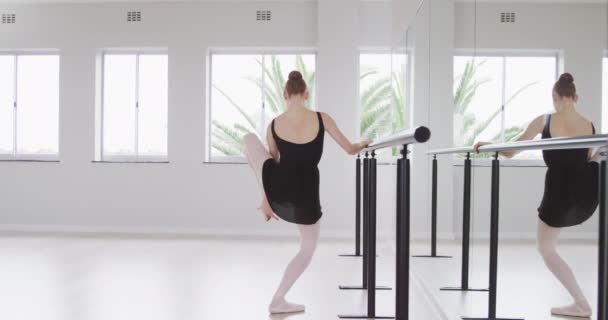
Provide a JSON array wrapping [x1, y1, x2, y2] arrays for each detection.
[[453, 54, 557, 159], [100, 52, 168, 161], [0, 53, 60, 160], [359, 51, 408, 156], [208, 52, 316, 161], [603, 56, 608, 132]]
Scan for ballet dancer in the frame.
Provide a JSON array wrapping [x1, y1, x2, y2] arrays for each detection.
[[244, 70, 371, 314], [474, 73, 598, 318]]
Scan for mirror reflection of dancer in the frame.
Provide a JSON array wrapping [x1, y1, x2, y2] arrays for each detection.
[[244, 71, 371, 314], [475, 73, 598, 318]]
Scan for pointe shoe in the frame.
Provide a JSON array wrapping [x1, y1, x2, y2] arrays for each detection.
[[268, 300, 305, 314], [551, 303, 592, 318]]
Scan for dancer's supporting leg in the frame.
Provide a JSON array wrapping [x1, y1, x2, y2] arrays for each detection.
[[269, 221, 321, 314], [243, 133, 278, 220], [537, 219, 592, 317]]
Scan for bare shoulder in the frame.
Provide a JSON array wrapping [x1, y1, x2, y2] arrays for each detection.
[[530, 114, 546, 127], [319, 112, 335, 127]]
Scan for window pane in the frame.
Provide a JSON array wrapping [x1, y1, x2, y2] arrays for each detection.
[[210, 54, 263, 158], [360, 53, 392, 141], [603, 57, 608, 133], [103, 54, 137, 157], [262, 54, 317, 121], [453, 56, 503, 147], [392, 49, 408, 132], [138, 54, 168, 157], [0, 55, 15, 154], [16, 55, 60, 155], [504, 57, 556, 159]]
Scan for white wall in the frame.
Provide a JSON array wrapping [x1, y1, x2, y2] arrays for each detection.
[[3, 0, 604, 241], [0, 1, 401, 238], [451, 2, 607, 238]]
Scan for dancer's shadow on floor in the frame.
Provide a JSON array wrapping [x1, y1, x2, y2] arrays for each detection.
[[269, 311, 305, 320]]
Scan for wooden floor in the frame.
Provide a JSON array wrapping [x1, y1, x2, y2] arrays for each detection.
[[0, 233, 438, 320], [410, 239, 598, 320]]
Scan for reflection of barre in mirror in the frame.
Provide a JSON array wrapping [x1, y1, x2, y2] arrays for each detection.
[[429, 133, 608, 320], [339, 126, 430, 320], [428, 74, 607, 319], [243, 71, 372, 315], [472, 74, 599, 319]]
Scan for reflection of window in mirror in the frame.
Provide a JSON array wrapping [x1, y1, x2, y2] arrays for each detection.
[[208, 52, 316, 162], [602, 55, 608, 133], [453, 54, 557, 160]]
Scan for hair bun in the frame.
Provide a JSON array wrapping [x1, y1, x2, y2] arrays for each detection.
[[288, 71, 303, 81], [559, 73, 574, 83]]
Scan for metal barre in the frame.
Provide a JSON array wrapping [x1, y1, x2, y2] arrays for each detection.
[[428, 134, 608, 155], [361, 126, 431, 153]]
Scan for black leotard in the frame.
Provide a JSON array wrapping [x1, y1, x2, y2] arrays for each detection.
[[538, 114, 598, 227], [262, 112, 325, 225]]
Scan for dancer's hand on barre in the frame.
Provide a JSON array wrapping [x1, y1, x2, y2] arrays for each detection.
[[353, 140, 373, 154], [473, 141, 491, 154]]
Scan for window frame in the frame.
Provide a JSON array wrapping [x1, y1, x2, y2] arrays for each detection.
[[0, 50, 61, 162], [453, 49, 559, 165], [205, 48, 317, 164], [358, 48, 398, 163], [602, 52, 608, 133], [97, 48, 169, 163], [358, 47, 413, 164]]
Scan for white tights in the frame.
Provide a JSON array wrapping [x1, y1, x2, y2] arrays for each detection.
[[243, 133, 320, 313], [537, 219, 592, 317]]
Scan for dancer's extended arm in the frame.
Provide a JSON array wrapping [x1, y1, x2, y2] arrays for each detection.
[[320, 112, 371, 155]]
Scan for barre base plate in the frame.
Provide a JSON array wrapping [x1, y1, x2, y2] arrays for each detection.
[[338, 285, 392, 290], [338, 314, 394, 319], [412, 254, 452, 258], [441, 286, 488, 292]]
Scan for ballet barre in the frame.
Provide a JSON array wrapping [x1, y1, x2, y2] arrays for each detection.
[[427, 133, 608, 320], [339, 126, 431, 320]]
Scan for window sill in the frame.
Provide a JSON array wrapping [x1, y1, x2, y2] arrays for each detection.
[[92, 160, 169, 164], [0, 159, 60, 163], [0, 154, 59, 162], [205, 156, 402, 165]]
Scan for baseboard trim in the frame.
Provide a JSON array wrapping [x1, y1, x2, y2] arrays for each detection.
[[0, 224, 392, 241], [0, 225, 597, 242]]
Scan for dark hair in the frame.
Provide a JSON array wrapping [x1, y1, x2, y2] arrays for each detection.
[[553, 73, 576, 98], [285, 70, 307, 96]]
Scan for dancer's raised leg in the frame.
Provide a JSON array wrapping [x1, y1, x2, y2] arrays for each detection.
[[269, 221, 321, 314], [537, 219, 591, 318], [243, 133, 277, 220]]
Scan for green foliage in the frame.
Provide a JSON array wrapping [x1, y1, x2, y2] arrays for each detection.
[[212, 55, 406, 157], [359, 67, 407, 155], [453, 59, 537, 152], [211, 55, 315, 157]]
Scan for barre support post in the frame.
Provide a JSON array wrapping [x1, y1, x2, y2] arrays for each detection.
[[338, 152, 393, 319], [338, 154, 389, 291], [599, 147, 607, 320], [463, 152, 522, 320], [442, 152, 486, 292], [414, 154, 451, 259], [396, 145, 411, 320], [340, 154, 363, 257]]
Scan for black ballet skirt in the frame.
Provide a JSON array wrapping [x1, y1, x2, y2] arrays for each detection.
[[538, 114, 599, 228], [262, 112, 325, 225]]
